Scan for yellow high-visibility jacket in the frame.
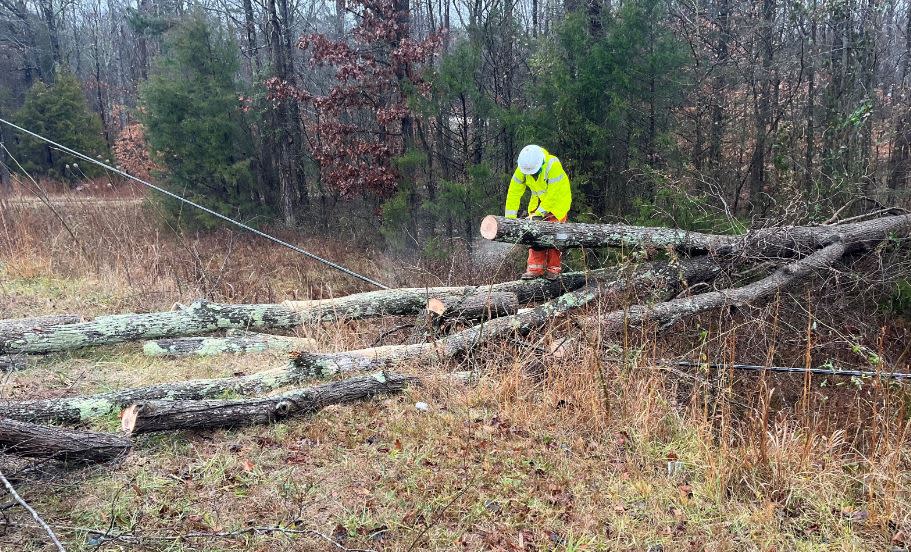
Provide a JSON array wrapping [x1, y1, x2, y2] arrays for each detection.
[[503, 150, 571, 220]]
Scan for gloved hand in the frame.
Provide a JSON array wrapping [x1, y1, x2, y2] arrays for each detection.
[[527, 213, 543, 220]]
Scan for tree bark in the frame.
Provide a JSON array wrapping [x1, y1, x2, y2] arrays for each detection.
[[580, 241, 846, 334], [121, 371, 415, 434], [0, 418, 130, 464], [0, 314, 83, 334], [0, 277, 595, 355], [427, 291, 518, 321], [479, 214, 911, 256], [0, 257, 720, 425], [143, 333, 317, 357], [0, 361, 322, 424], [290, 255, 723, 378], [0, 301, 302, 355]]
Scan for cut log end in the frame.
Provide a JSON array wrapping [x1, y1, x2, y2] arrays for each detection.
[[120, 405, 140, 433], [480, 215, 500, 240], [427, 298, 447, 315]]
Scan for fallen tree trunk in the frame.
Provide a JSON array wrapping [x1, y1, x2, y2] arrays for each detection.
[[122, 371, 415, 434], [427, 291, 518, 321], [480, 215, 725, 251], [0, 301, 303, 356], [581, 241, 847, 335], [479, 214, 911, 255], [0, 314, 83, 333], [0, 276, 593, 355], [0, 418, 130, 464], [289, 255, 723, 378], [0, 256, 718, 425], [0, 362, 317, 424], [143, 333, 317, 357], [111, 243, 846, 436]]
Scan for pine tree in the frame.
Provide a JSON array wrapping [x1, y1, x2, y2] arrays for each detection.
[[140, 13, 257, 227], [522, 0, 687, 217], [12, 69, 109, 181]]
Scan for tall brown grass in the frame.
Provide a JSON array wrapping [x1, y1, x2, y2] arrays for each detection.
[[2, 182, 911, 548]]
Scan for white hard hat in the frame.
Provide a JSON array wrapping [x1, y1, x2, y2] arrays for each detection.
[[517, 144, 545, 175]]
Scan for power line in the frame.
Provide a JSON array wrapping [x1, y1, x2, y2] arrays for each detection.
[[673, 360, 911, 381], [0, 118, 389, 290]]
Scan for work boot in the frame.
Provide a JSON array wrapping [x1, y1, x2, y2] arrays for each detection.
[[521, 270, 544, 280]]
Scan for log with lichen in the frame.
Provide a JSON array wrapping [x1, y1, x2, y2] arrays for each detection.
[[121, 371, 415, 434], [0, 314, 83, 333], [289, 255, 723, 378], [0, 277, 595, 356], [427, 291, 519, 322], [479, 213, 911, 255], [0, 257, 716, 425], [143, 332, 318, 357]]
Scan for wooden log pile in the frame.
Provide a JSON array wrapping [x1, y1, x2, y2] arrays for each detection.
[[0, 212, 906, 464]]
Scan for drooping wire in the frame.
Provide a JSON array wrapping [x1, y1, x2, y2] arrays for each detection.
[[0, 117, 389, 290], [673, 360, 911, 381]]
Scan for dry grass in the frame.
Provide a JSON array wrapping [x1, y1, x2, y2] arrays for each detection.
[[0, 188, 910, 551]]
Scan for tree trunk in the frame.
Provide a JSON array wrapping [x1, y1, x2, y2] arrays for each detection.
[[0, 301, 302, 355], [121, 372, 415, 434], [0, 418, 130, 464], [427, 291, 518, 321], [804, 0, 817, 195], [480, 214, 911, 256], [267, 0, 298, 225], [580, 241, 846, 334], [0, 257, 720, 425], [0, 314, 82, 333], [709, 0, 730, 180], [887, 0, 911, 196], [0, 120, 11, 194], [143, 333, 317, 357], [290, 255, 723, 378], [0, 275, 604, 355], [749, 0, 775, 212]]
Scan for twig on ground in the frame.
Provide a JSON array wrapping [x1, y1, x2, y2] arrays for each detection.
[[0, 468, 65, 551]]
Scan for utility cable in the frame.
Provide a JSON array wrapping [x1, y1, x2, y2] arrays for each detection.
[[0, 118, 389, 289], [672, 360, 911, 381]]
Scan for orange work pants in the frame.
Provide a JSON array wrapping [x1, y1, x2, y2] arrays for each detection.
[[526, 214, 567, 275]]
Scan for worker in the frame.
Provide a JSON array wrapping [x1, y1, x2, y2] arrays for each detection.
[[504, 144, 572, 280]]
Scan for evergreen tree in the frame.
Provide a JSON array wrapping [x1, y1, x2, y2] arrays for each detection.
[[522, 0, 687, 218], [12, 69, 109, 181], [141, 13, 257, 227]]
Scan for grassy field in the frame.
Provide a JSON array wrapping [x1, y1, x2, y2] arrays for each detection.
[[1, 190, 910, 551]]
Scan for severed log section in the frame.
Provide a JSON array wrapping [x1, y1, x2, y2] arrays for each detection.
[[0, 418, 130, 464], [0, 314, 83, 333], [481, 215, 725, 251], [143, 332, 317, 357], [121, 371, 415, 434], [287, 255, 723, 378], [0, 257, 716, 425], [581, 241, 847, 335], [480, 213, 911, 255], [0, 362, 319, 424], [0, 301, 303, 356], [0, 276, 597, 356], [427, 291, 518, 321]]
